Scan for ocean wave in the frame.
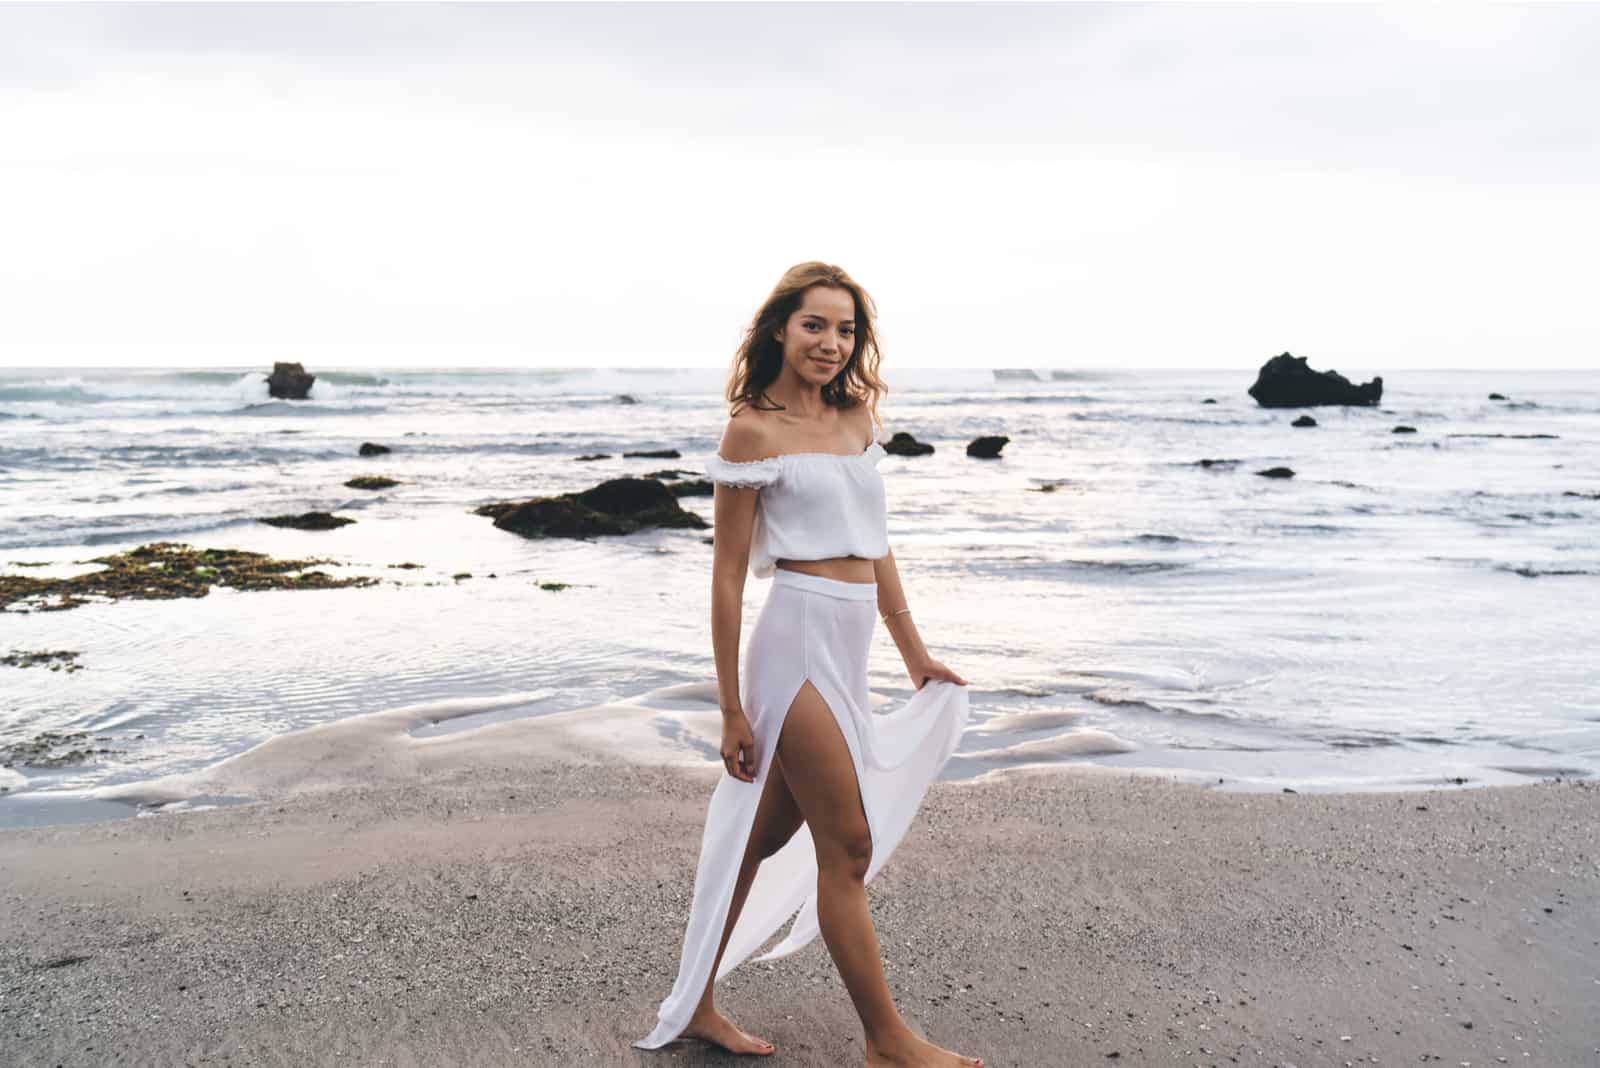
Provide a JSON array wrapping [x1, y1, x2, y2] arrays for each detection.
[[1495, 564, 1599, 578], [234, 401, 390, 417], [0, 511, 260, 551]]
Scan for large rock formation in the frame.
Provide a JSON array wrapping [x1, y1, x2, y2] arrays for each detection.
[[266, 362, 315, 400], [1247, 352, 1382, 408], [475, 478, 707, 539], [966, 435, 1009, 459], [883, 432, 934, 457]]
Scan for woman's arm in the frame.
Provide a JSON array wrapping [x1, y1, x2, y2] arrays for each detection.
[[709, 415, 768, 781], [872, 548, 968, 689]]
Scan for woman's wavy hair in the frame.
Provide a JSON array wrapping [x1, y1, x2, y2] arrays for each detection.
[[726, 261, 887, 430]]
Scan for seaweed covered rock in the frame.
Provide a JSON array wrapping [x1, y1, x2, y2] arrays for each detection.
[[668, 479, 714, 498], [1247, 352, 1382, 408], [476, 477, 707, 539], [359, 442, 391, 456], [883, 432, 934, 457], [260, 512, 355, 530], [266, 361, 315, 400], [966, 435, 1009, 459], [344, 476, 399, 490], [0, 542, 374, 613]]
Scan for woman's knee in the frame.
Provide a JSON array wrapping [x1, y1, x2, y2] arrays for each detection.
[[820, 823, 873, 881]]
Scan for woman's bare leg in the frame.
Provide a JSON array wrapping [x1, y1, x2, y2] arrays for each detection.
[[777, 680, 982, 1068], [682, 756, 804, 1055]]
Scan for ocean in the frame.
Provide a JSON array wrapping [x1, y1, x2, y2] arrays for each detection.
[[2, 364, 1596, 827]]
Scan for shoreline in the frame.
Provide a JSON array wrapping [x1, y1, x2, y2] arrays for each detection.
[[5, 678, 1585, 832], [2, 759, 1594, 1066]]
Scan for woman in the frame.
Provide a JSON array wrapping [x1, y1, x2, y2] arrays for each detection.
[[636, 262, 982, 1067]]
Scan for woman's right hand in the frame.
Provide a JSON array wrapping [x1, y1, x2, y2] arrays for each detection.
[[720, 709, 759, 783]]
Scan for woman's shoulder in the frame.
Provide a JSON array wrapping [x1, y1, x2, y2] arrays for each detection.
[[718, 407, 776, 463]]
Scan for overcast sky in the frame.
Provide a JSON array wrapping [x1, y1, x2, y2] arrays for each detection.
[[2, 2, 1596, 371]]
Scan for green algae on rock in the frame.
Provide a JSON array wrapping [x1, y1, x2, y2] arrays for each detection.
[[1, 649, 83, 672], [344, 476, 400, 490], [0, 729, 119, 770], [0, 542, 376, 613]]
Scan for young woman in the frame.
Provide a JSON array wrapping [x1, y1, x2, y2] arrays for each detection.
[[636, 263, 982, 1067]]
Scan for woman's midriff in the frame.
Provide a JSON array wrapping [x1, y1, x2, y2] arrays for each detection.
[[774, 557, 877, 584]]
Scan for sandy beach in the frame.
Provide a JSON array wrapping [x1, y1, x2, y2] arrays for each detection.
[[3, 740, 1594, 1066]]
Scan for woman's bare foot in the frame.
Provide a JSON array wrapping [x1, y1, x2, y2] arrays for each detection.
[[682, 1006, 776, 1056], [865, 1030, 983, 1068]]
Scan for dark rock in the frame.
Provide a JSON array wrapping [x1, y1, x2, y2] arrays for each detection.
[[623, 449, 681, 459], [966, 435, 1009, 459], [1392, 425, 1418, 434], [358, 442, 390, 456], [1247, 352, 1382, 408], [1256, 466, 1295, 479], [266, 361, 315, 400], [1196, 458, 1239, 468], [476, 477, 707, 540], [668, 479, 713, 498], [883, 432, 934, 457], [1488, 393, 1508, 401], [1291, 415, 1317, 428], [616, 394, 638, 405], [344, 476, 399, 490], [1563, 490, 1600, 499], [574, 453, 611, 461], [259, 512, 355, 531], [644, 469, 688, 480], [1202, 398, 1217, 404]]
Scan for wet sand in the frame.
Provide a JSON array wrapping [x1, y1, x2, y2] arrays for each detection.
[[2, 752, 1595, 1067]]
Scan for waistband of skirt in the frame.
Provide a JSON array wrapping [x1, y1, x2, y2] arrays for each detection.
[[771, 568, 878, 602]]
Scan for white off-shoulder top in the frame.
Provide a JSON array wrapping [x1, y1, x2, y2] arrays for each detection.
[[704, 439, 890, 579]]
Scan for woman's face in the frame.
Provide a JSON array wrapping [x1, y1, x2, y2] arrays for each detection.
[[775, 285, 857, 388]]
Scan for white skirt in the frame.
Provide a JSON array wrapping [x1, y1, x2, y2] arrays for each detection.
[[636, 568, 971, 1050]]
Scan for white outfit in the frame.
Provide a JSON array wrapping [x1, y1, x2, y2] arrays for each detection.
[[701, 440, 891, 579], [636, 436, 970, 1051]]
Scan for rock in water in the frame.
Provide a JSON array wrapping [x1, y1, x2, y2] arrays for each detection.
[[1488, 392, 1508, 400], [1291, 415, 1318, 427], [966, 435, 1009, 459], [668, 479, 713, 499], [259, 512, 356, 530], [1247, 352, 1382, 408], [475, 477, 708, 539], [1255, 466, 1295, 479], [358, 442, 390, 456], [1392, 425, 1418, 434], [266, 362, 315, 400], [884, 432, 934, 457]]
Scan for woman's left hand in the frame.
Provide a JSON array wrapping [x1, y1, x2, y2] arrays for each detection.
[[907, 657, 967, 689]]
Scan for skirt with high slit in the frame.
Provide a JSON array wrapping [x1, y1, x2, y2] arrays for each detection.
[[635, 567, 971, 1050]]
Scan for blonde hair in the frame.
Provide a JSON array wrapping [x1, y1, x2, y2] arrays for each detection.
[[725, 261, 886, 430]]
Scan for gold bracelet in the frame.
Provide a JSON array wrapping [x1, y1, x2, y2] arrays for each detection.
[[880, 607, 912, 623]]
